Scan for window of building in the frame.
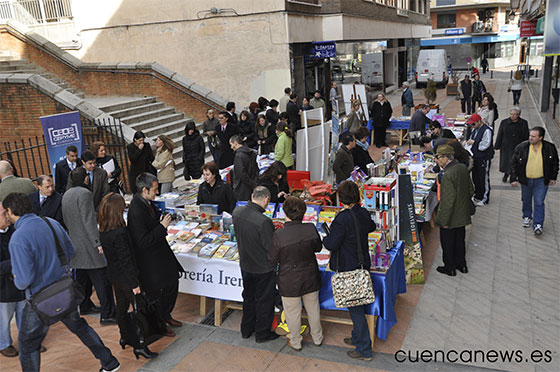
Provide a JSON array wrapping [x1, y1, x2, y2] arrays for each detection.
[[398, 0, 409, 9], [387, 0, 396, 7], [437, 12, 456, 28], [436, 0, 455, 5], [409, 0, 416, 12], [376, 0, 385, 4]]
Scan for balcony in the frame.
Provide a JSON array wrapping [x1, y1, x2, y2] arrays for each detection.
[[471, 20, 498, 34]]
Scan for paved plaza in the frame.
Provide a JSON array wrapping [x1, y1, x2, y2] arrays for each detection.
[[1, 71, 558, 372]]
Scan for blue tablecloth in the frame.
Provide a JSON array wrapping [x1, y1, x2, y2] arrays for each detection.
[[318, 241, 406, 341], [367, 119, 411, 132]]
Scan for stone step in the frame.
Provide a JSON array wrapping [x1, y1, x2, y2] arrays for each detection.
[[107, 102, 166, 119], [0, 59, 30, 66], [131, 114, 186, 134], [99, 97, 158, 112], [119, 107, 177, 125], [0, 64, 39, 71], [0, 68, 44, 74]]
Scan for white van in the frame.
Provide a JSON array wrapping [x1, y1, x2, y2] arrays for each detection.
[[415, 49, 448, 87], [361, 52, 384, 86]]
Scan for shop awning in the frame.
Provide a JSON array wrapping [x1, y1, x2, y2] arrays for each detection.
[[421, 33, 520, 46]]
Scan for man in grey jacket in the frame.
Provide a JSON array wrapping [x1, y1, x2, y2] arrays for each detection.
[[62, 167, 116, 324]]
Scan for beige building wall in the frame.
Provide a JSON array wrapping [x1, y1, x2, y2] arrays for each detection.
[[69, 0, 291, 107]]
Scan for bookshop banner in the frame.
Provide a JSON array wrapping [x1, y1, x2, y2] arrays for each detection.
[[398, 174, 425, 284], [40, 112, 83, 177], [176, 254, 243, 301]]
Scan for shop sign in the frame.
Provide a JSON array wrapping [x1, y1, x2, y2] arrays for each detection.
[[537, 16, 545, 35], [311, 41, 336, 58], [445, 28, 464, 36], [520, 20, 538, 37]]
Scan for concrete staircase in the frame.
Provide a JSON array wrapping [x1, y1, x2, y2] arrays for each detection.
[[0, 58, 85, 98]]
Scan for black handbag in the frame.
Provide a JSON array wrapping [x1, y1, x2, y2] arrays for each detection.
[[121, 294, 167, 348], [28, 217, 84, 325]]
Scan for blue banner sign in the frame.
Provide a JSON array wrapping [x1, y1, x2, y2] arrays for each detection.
[[312, 41, 336, 58], [445, 28, 465, 36], [40, 111, 83, 178]]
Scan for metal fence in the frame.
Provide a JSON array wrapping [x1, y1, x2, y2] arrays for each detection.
[[0, 0, 72, 24], [1, 117, 131, 192]]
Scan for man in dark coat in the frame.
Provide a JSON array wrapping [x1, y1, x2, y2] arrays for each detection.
[[216, 111, 240, 169], [232, 186, 279, 343], [460, 75, 472, 114], [466, 114, 494, 206], [401, 82, 414, 116], [127, 172, 184, 335], [333, 134, 356, 184], [66, 151, 110, 212], [229, 135, 258, 202], [226, 102, 238, 125], [410, 104, 432, 137], [494, 108, 529, 183], [510, 126, 559, 236], [29, 175, 64, 227], [286, 93, 301, 132], [126, 131, 155, 194], [54, 145, 81, 194], [471, 74, 486, 112], [434, 145, 474, 276]]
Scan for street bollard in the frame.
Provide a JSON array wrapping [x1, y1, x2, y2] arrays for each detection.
[[536, 69, 539, 78], [510, 70, 513, 79], [491, 70, 493, 79]]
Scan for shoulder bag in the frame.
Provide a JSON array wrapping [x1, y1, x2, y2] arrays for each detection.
[[330, 209, 375, 308], [28, 217, 84, 325]]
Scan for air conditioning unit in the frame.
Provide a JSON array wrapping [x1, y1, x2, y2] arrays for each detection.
[[485, 10, 494, 18], [472, 21, 484, 33]]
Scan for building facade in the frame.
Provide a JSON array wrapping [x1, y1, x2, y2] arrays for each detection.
[[423, 0, 543, 70]]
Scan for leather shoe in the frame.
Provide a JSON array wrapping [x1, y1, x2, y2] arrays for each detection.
[[347, 350, 372, 361], [0, 345, 18, 357], [287, 339, 302, 351], [100, 317, 117, 325], [241, 331, 254, 339], [40, 345, 47, 353], [167, 318, 182, 327], [343, 337, 355, 346], [80, 305, 101, 315], [164, 328, 176, 337], [502, 173, 509, 183], [436, 266, 456, 276], [457, 266, 468, 274], [255, 332, 280, 343]]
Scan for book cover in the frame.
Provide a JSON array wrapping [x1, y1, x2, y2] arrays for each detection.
[[198, 243, 220, 258], [190, 241, 207, 254], [212, 244, 231, 259], [223, 246, 238, 260]]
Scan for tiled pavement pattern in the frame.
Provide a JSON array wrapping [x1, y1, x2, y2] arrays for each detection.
[[1, 72, 558, 372], [401, 71, 560, 372]]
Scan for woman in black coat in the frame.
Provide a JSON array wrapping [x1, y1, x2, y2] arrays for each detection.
[[216, 112, 241, 169], [197, 162, 236, 214], [182, 120, 205, 180], [255, 114, 276, 155], [351, 127, 374, 174], [494, 109, 529, 182], [238, 110, 256, 149], [322, 181, 376, 361], [370, 93, 392, 148], [257, 161, 289, 204], [98, 193, 157, 359], [268, 197, 323, 350], [127, 131, 155, 194], [91, 141, 122, 194]]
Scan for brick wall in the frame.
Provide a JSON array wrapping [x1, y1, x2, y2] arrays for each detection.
[[456, 9, 477, 29], [0, 30, 223, 123]]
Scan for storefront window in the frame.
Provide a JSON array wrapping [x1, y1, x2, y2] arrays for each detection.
[[437, 13, 456, 29], [488, 42, 502, 58]]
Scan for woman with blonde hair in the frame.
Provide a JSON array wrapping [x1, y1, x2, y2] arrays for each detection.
[[152, 134, 175, 193], [509, 70, 523, 105]]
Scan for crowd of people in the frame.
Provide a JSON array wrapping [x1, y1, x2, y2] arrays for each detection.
[[0, 76, 558, 370]]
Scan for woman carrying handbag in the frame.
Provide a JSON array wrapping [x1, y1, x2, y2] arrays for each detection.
[[98, 193, 158, 360], [322, 181, 376, 361]]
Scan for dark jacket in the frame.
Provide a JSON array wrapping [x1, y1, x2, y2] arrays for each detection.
[[410, 109, 431, 135], [494, 118, 529, 173], [127, 142, 155, 194], [265, 109, 279, 126], [472, 79, 486, 101], [432, 129, 457, 140], [99, 227, 139, 290], [371, 101, 393, 128], [0, 226, 25, 303], [255, 122, 277, 155], [470, 124, 494, 160], [351, 144, 373, 174], [54, 158, 82, 194], [257, 178, 284, 204], [66, 167, 110, 211], [460, 79, 472, 98], [231, 146, 258, 202], [232, 201, 275, 274], [227, 111, 238, 125], [238, 120, 256, 149], [96, 154, 122, 194], [29, 190, 64, 227], [216, 123, 240, 169], [333, 145, 354, 184], [268, 221, 322, 297], [286, 101, 301, 130], [323, 205, 376, 272], [435, 161, 474, 229], [182, 131, 205, 180], [203, 118, 220, 149], [197, 178, 236, 214], [401, 88, 414, 108], [127, 193, 184, 292], [510, 140, 559, 186]]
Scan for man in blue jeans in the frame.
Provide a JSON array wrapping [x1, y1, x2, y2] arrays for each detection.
[[3, 193, 120, 372], [510, 127, 559, 236]]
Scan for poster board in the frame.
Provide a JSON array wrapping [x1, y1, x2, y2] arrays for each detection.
[[341, 84, 370, 121]]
